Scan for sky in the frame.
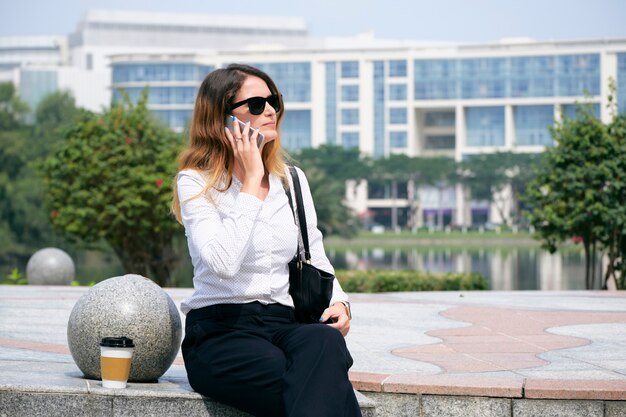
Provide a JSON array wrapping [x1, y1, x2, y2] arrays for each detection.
[[1, 0, 626, 43]]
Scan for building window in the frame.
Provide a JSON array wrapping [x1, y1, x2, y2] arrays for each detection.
[[389, 108, 407, 124], [171, 87, 197, 104], [555, 54, 600, 96], [414, 59, 458, 100], [514, 105, 554, 146], [389, 84, 407, 100], [389, 60, 407, 77], [153, 110, 192, 130], [413, 54, 601, 100], [171, 64, 195, 81], [460, 58, 506, 99], [466, 106, 505, 147], [341, 61, 359, 78], [425, 135, 456, 150], [561, 103, 600, 120], [19, 70, 58, 119], [341, 85, 359, 101], [281, 110, 312, 150], [111, 63, 213, 83], [325, 62, 337, 144], [374, 61, 385, 158], [425, 111, 455, 127], [249, 62, 311, 102], [199, 65, 215, 80], [117, 86, 197, 105], [510, 56, 554, 97], [390, 131, 408, 148], [616, 53, 626, 114], [341, 132, 360, 149], [341, 108, 359, 125]]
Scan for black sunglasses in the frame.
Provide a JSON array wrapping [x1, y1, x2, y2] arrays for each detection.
[[229, 94, 281, 115]]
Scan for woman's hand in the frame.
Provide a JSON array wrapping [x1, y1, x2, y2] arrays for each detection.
[[319, 303, 351, 336], [224, 117, 265, 195]]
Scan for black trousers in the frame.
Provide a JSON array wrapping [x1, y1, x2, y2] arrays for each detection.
[[182, 302, 362, 417]]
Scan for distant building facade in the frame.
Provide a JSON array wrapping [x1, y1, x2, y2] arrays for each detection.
[[3, 10, 626, 227], [0, 36, 68, 116], [109, 39, 626, 227], [0, 10, 309, 112]]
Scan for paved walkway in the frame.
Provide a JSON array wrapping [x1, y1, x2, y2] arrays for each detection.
[[1, 286, 626, 413]]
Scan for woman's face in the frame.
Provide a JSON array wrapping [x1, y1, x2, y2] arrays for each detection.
[[230, 75, 278, 144]]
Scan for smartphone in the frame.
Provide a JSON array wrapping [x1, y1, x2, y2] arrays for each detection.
[[225, 115, 265, 148]]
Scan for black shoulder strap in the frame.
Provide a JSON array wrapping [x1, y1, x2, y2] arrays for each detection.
[[285, 163, 311, 262]]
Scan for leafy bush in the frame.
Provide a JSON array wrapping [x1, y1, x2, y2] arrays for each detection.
[[336, 269, 487, 292], [3, 268, 27, 285], [42, 90, 183, 287]]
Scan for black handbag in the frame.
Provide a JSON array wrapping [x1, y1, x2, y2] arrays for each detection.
[[285, 164, 334, 324]]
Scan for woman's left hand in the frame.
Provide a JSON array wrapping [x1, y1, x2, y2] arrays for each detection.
[[319, 303, 350, 336]]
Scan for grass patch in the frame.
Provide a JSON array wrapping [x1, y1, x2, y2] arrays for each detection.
[[353, 230, 533, 240], [325, 230, 541, 248], [336, 269, 488, 292]]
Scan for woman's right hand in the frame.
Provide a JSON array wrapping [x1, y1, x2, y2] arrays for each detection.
[[225, 117, 265, 195]]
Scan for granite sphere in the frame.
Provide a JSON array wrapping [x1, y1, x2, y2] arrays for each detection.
[[26, 247, 75, 285], [67, 274, 182, 382]]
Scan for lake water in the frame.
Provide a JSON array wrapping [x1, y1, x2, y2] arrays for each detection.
[[9, 246, 599, 290], [325, 246, 601, 290]]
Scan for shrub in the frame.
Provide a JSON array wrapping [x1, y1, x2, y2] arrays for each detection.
[[336, 269, 487, 292], [3, 268, 27, 285], [42, 91, 183, 287]]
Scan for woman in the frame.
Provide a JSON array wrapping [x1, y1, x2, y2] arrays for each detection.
[[172, 64, 361, 417]]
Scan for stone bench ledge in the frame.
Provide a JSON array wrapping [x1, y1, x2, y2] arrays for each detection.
[[0, 364, 375, 417], [349, 371, 626, 401]]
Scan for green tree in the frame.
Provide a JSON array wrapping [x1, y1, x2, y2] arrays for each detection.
[[524, 101, 626, 289], [369, 154, 414, 231], [35, 90, 80, 127], [460, 152, 531, 226], [294, 144, 369, 181], [367, 155, 457, 230], [508, 153, 544, 225], [42, 91, 184, 287], [0, 82, 29, 130], [408, 156, 458, 229], [301, 165, 360, 238], [33, 90, 82, 157], [0, 82, 33, 266], [294, 145, 366, 238], [600, 101, 626, 289], [0, 87, 83, 273]]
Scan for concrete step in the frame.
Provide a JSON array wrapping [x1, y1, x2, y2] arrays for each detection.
[[0, 362, 376, 417], [0, 389, 376, 417]]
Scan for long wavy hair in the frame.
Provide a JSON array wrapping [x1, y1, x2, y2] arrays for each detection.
[[171, 64, 287, 223]]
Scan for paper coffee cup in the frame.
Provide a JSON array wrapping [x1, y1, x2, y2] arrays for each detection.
[[100, 336, 134, 389]]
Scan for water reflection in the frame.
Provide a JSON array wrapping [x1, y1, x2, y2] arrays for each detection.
[[53, 247, 602, 290], [326, 247, 601, 290]]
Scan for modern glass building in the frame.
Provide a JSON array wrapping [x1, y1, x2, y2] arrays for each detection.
[[1, 10, 310, 113], [111, 59, 214, 130], [0, 36, 67, 71], [109, 39, 626, 227], [0, 36, 68, 119], [5, 10, 626, 228], [111, 41, 625, 154]]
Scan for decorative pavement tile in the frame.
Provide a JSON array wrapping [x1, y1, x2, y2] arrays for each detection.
[[524, 379, 626, 400], [393, 306, 626, 374]]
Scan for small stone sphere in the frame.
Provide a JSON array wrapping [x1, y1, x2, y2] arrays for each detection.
[[67, 274, 182, 382], [26, 247, 75, 285]]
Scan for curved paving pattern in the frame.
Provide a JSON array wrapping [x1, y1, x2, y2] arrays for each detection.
[[392, 306, 626, 374], [1, 287, 626, 403]]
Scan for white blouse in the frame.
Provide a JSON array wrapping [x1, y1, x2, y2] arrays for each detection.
[[177, 167, 348, 315]]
